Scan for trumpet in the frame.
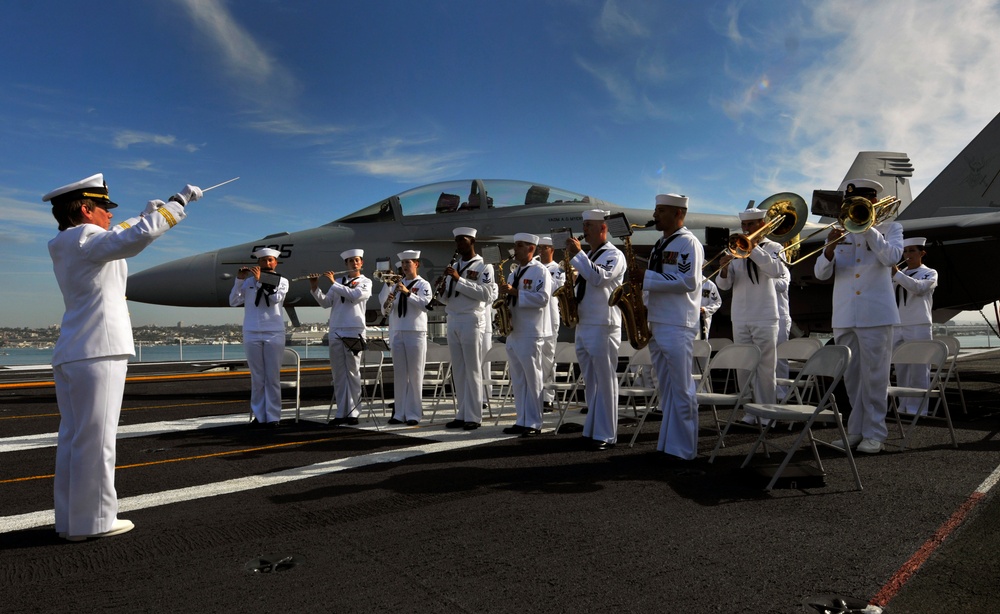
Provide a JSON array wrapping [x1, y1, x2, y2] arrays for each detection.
[[778, 194, 901, 266], [374, 269, 402, 285], [290, 269, 357, 282]]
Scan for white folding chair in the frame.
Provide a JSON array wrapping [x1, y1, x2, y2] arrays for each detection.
[[484, 343, 512, 422], [737, 345, 861, 491], [692, 339, 712, 386], [933, 335, 968, 416], [617, 346, 661, 447], [549, 343, 585, 434], [887, 339, 957, 450], [701, 344, 762, 455], [280, 348, 302, 423], [425, 343, 456, 423], [775, 337, 823, 403]]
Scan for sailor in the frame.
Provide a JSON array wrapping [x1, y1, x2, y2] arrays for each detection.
[[436, 227, 497, 430], [892, 237, 939, 414], [380, 250, 433, 425], [501, 233, 553, 435], [310, 248, 372, 426], [774, 262, 793, 400], [566, 210, 626, 450], [45, 173, 200, 541], [230, 247, 288, 426], [536, 236, 564, 412], [699, 277, 722, 339], [644, 194, 705, 460], [815, 178, 903, 454], [715, 207, 786, 410]]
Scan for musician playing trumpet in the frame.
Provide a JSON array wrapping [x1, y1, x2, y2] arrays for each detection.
[[310, 249, 372, 426], [379, 251, 433, 425]]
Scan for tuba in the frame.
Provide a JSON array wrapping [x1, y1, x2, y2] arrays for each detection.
[[609, 226, 652, 350], [491, 251, 514, 336]]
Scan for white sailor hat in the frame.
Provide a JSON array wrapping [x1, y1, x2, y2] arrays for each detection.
[[538, 236, 553, 246], [582, 209, 609, 221], [513, 232, 540, 245], [341, 248, 364, 260], [903, 237, 926, 248], [251, 248, 281, 259], [738, 208, 767, 221], [655, 193, 688, 209], [839, 178, 884, 196], [397, 249, 421, 261], [453, 226, 478, 238], [42, 173, 119, 209]]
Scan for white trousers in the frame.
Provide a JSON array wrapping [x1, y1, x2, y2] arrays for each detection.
[[390, 330, 427, 421], [53, 356, 129, 536], [732, 319, 778, 405], [776, 316, 791, 398], [448, 317, 485, 423], [329, 331, 364, 419], [649, 323, 698, 460], [541, 334, 557, 403], [244, 330, 285, 423], [892, 324, 933, 414], [507, 335, 545, 429], [576, 324, 621, 444], [834, 326, 893, 442]]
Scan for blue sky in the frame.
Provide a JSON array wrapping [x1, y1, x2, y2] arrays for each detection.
[[4, 0, 1000, 328]]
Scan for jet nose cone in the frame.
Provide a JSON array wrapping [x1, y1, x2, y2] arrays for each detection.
[[127, 252, 224, 307]]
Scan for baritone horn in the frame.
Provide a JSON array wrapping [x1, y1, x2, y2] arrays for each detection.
[[703, 192, 807, 278]]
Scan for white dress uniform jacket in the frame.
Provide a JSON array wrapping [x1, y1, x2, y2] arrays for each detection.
[[312, 275, 373, 419], [230, 274, 289, 423], [700, 278, 722, 337], [643, 227, 704, 460], [506, 259, 553, 430], [892, 264, 938, 414]]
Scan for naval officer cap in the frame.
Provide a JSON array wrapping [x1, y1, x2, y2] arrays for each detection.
[[839, 178, 884, 197], [341, 248, 364, 260], [43, 173, 119, 209], [655, 193, 688, 209], [738, 208, 767, 221], [453, 226, 478, 239], [513, 232, 540, 245], [251, 247, 281, 259], [397, 249, 421, 261], [903, 237, 927, 248], [538, 236, 553, 246], [582, 209, 609, 221]]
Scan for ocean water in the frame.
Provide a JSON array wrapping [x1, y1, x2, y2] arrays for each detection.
[[0, 343, 331, 368]]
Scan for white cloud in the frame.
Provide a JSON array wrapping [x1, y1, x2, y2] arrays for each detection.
[[331, 137, 471, 182], [246, 117, 346, 137], [112, 130, 199, 153]]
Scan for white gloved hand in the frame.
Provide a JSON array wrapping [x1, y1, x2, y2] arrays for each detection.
[[170, 184, 203, 206], [143, 199, 166, 216]]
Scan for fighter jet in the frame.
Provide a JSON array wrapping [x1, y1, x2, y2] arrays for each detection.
[[127, 110, 1000, 333]]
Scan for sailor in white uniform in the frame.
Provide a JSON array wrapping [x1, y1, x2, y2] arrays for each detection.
[[715, 207, 786, 408], [536, 236, 564, 411], [567, 210, 626, 450], [46, 173, 200, 541], [311, 249, 372, 425], [814, 179, 903, 454], [230, 248, 288, 426], [501, 233, 553, 435], [774, 263, 793, 399], [437, 227, 497, 430], [644, 194, 705, 460], [892, 237, 938, 414], [380, 250, 433, 425], [699, 278, 722, 339]]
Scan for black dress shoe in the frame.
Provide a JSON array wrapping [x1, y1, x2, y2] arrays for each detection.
[[445, 419, 466, 429], [267, 421, 281, 429], [502, 425, 527, 435], [462, 422, 481, 430], [249, 417, 261, 428], [593, 441, 616, 451], [346, 417, 359, 425], [406, 420, 419, 426], [329, 417, 347, 426], [520, 428, 541, 437], [387, 418, 404, 425], [579, 406, 589, 414], [542, 402, 554, 414]]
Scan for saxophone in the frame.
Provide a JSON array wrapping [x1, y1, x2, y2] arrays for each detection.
[[609, 232, 651, 350], [491, 255, 514, 336], [552, 248, 579, 327]]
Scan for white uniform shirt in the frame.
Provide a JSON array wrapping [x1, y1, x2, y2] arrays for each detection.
[[700, 278, 722, 331], [774, 260, 791, 322], [436, 256, 496, 323], [49, 202, 187, 366], [378, 276, 432, 332], [311, 274, 372, 330], [893, 264, 937, 326], [540, 259, 564, 333], [230, 275, 289, 333], [570, 242, 625, 326], [506, 259, 553, 338], [814, 222, 904, 328], [715, 238, 784, 322], [643, 228, 704, 328]]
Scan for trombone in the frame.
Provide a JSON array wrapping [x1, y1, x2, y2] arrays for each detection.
[[703, 192, 807, 279], [778, 194, 900, 266]]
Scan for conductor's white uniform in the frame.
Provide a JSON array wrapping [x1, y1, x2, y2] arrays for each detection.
[[506, 259, 553, 430], [50, 200, 187, 538], [230, 274, 288, 423], [312, 275, 372, 419], [379, 276, 433, 422], [815, 222, 903, 443], [893, 264, 938, 414], [644, 227, 704, 460], [571, 243, 625, 445]]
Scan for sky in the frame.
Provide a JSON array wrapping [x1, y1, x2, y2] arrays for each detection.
[[4, 0, 1000, 328]]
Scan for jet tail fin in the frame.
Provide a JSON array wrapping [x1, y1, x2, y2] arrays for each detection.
[[285, 305, 302, 328]]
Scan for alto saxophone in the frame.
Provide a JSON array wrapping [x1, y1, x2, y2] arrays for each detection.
[[609, 233, 651, 350], [491, 256, 514, 336], [552, 249, 579, 327]]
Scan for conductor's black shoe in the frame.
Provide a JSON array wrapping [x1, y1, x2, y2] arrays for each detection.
[[502, 425, 527, 435], [406, 420, 419, 426], [445, 420, 466, 429], [520, 428, 542, 437], [462, 422, 481, 430], [387, 418, 404, 425], [346, 417, 359, 425], [593, 441, 616, 451]]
